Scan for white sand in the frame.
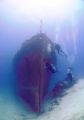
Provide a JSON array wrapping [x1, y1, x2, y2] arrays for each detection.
[[0, 79, 84, 120]]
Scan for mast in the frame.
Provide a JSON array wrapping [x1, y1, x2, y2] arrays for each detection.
[[40, 20, 43, 33]]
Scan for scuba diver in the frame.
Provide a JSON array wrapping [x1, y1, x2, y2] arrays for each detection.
[[65, 67, 74, 83], [43, 58, 58, 73], [55, 43, 67, 57], [63, 67, 74, 88], [46, 62, 57, 73], [66, 67, 74, 82]]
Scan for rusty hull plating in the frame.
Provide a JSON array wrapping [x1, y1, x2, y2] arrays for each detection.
[[14, 33, 57, 112]]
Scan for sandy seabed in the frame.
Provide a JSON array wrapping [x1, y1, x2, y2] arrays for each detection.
[[0, 79, 84, 120]]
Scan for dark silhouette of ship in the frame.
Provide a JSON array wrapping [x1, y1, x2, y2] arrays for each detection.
[[14, 26, 75, 113], [14, 33, 57, 112]]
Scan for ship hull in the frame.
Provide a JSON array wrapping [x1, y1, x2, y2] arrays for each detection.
[[14, 33, 57, 112]]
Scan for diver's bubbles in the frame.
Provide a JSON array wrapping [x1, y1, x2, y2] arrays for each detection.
[[54, 20, 78, 67]]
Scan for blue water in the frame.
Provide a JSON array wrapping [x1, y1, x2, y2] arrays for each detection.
[[0, 1, 84, 119]]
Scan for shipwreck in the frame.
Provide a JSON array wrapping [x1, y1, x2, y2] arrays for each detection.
[[14, 32, 69, 113]]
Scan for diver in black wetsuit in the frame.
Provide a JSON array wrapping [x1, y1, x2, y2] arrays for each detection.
[[65, 67, 74, 84], [62, 67, 74, 89], [46, 62, 57, 73], [55, 44, 67, 57], [43, 58, 58, 73]]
